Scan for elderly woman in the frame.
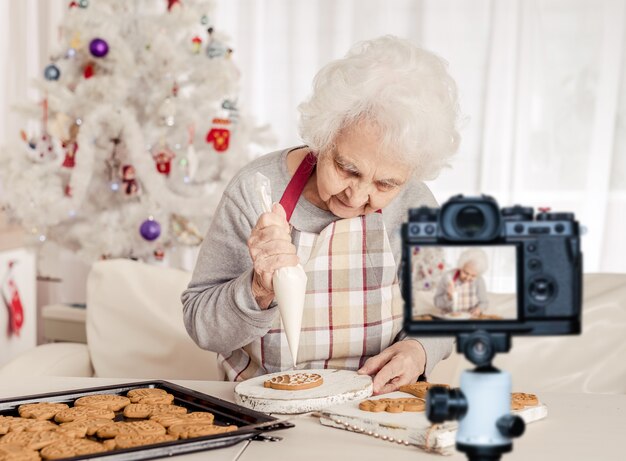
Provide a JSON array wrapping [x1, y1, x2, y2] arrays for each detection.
[[182, 36, 459, 395], [434, 249, 489, 317]]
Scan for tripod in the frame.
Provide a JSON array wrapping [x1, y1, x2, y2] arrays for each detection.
[[426, 331, 525, 461]]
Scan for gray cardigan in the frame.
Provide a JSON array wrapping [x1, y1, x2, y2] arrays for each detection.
[[181, 147, 454, 378]]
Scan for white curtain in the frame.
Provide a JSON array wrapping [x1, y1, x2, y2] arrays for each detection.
[[1, 0, 625, 273], [215, 0, 626, 273]]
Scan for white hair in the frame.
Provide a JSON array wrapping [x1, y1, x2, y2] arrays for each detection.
[[297, 35, 461, 181], [457, 248, 489, 275]]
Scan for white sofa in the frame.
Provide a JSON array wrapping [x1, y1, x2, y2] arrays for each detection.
[[0, 259, 220, 381], [1, 259, 624, 394]]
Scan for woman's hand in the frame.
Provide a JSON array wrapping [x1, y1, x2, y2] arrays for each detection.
[[357, 340, 426, 395], [247, 203, 299, 309], [446, 280, 455, 299]]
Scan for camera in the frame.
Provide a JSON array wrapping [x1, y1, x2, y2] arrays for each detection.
[[401, 194, 583, 336], [401, 194, 583, 461]]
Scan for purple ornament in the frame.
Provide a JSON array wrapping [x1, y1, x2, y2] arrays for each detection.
[[89, 38, 109, 58], [140, 219, 161, 241]]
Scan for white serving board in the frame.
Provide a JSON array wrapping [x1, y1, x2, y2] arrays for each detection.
[[234, 369, 373, 414], [319, 391, 548, 455]]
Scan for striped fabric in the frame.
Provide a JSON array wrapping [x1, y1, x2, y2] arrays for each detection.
[[452, 277, 480, 312], [218, 212, 404, 381]]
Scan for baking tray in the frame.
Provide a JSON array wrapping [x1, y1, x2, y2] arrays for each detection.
[[0, 380, 294, 461]]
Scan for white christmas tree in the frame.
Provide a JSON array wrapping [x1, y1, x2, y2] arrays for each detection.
[[0, 0, 272, 264]]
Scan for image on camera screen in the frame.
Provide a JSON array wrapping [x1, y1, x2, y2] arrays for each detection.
[[410, 245, 517, 321]]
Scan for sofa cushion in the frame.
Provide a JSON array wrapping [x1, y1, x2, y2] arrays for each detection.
[[86, 259, 219, 380]]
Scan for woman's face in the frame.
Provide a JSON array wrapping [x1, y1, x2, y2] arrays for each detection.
[[315, 121, 412, 219], [459, 263, 478, 283]]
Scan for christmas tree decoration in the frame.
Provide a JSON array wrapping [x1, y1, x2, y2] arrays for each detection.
[[83, 62, 95, 79], [79, 0, 89, 7], [121, 164, 139, 195], [200, 14, 209, 25], [154, 247, 165, 261], [206, 118, 231, 152], [44, 64, 61, 81], [183, 124, 198, 180], [167, 0, 182, 11], [61, 123, 80, 168], [153, 147, 175, 176], [171, 214, 203, 245], [1, 261, 25, 337], [191, 36, 202, 54], [0, 0, 272, 264], [140, 217, 161, 241], [89, 38, 109, 58], [68, 1, 79, 8]]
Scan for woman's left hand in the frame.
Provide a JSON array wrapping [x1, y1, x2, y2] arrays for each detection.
[[357, 340, 426, 395]]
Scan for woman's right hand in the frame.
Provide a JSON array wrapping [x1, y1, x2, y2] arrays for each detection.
[[446, 280, 455, 299], [247, 203, 299, 309]]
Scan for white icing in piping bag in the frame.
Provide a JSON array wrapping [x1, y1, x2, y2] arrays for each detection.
[[255, 173, 307, 366]]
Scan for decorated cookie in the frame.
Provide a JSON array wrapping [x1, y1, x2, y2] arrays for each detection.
[[263, 373, 323, 391]]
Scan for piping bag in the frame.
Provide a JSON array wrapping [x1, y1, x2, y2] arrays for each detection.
[[255, 173, 307, 366]]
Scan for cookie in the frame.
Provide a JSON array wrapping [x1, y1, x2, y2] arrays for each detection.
[[57, 419, 113, 438], [0, 419, 55, 435], [0, 444, 41, 461], [39, 439, 106, 460], [263, 373, 323, 391], [398, 382, 449, 399], [96, 420, 166, 439], [358, 398, 426, 413], [150, 412, 214, 428], [112, 434, 177, 449], [17, 404, 69, 421], [0, 432, 65, 451], [123, 404, 187, 419], [511, 392, 539, 407], [54, 407, 115, 423], [126, 389, 174, 405], [167, 423, 237, 439], [74, 394, 131, 412]]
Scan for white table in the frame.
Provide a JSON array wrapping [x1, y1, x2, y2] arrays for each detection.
[[0, 377, 624, 461]]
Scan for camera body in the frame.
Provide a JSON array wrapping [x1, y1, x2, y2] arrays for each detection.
[[402, 194, 582, 336]]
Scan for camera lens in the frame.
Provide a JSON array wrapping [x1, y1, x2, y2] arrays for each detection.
[[463, 331, 495, 366], [455, 206, 486, 237]]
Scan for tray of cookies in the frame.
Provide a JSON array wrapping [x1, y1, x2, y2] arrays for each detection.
[[0, 380, 293, 461]]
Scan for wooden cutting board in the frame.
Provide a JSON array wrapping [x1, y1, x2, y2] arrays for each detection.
[[234, 369, 373, 414], [319, 391, 548, 455]]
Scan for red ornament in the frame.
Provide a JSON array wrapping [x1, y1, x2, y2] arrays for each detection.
[[437, 262, 444, 271], [121, 164, 139, 195], [206, 118, 231, 152], [64, 184, 72, 197], [61, 141, 78, 168], [2, 261, 24, 336], [167, 0, 181, 11], [153, 149, 175, 176], [191, 36, 202, 54], [68, 1, 79, 8], [83, 63, 94, 79], [154, 248, 165, 261]]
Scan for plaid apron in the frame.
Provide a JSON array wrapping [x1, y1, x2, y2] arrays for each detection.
[[451, 270, 479, 312], [218, 153, 404, 381]]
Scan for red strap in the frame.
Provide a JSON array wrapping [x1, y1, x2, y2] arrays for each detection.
[[279, 152, 317, 221]]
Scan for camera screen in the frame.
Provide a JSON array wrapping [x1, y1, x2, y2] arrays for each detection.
[[409, 245, 517, 321]]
